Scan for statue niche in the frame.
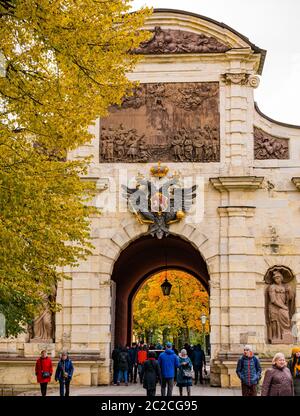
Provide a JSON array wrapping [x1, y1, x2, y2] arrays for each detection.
[[29, 287, 56, 342], [265, 267, 296, 344]]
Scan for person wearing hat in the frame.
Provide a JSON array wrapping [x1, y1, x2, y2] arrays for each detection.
[[176, 349, 193, 396], [158, 342, 179, 396], [236, 345, 261, 396], [288, 347, 300, 395]]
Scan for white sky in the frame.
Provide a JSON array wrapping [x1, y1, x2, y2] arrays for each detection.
[[131, 0, 300, 126]]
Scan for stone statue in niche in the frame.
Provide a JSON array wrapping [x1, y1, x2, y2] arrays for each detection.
[[29, 287, 56, 342], [265, 267, 296, 344], [254, 127, 289, 160]]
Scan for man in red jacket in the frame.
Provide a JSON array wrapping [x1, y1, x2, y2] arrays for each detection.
[[35, 350, 53, 396]]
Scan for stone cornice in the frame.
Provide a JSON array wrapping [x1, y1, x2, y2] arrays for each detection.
[[292, 177, 300, 190], [210, 176, 264, 192], [218, 206, 256, 217]]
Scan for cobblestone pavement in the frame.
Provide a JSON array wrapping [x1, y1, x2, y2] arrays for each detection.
[[18, 383, 242, 396]]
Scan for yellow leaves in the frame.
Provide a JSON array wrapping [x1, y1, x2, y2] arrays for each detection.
[[133, 270, 210, 337], [0, 1, 151, 335]]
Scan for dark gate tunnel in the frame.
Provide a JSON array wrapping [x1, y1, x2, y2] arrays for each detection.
[[111, 234, 210, 346]]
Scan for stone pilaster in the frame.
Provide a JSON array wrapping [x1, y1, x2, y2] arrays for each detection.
[[210, 176, 264, 355], [220, 62, 260, 177]]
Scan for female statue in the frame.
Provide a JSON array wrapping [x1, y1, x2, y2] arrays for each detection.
[[266, 269, 295, 344]]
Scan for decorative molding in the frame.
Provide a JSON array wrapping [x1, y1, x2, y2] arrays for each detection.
[[254, 127, 289, 160], [218, 206, 256, 217], [221, 73, 260, 88], [291, 177, 300, 191], [221, 73, 249, 86], [133, 26, 230, 55], [210, 176, 264, 192]]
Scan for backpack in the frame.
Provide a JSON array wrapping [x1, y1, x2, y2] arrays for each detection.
[[119, 352, 128, 365]]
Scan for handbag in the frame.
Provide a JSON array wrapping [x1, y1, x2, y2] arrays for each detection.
[[41, 358, 50, 379], [182, 369, 193, 378]]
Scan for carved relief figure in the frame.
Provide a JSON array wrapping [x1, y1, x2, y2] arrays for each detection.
[[254, 127, 289, 160], [100, 82, 220, 163], [265, 268, 296, 344], [134, 27, 229, 54]]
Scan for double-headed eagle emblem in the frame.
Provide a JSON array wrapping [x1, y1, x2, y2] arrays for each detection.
[[122, 163, 197, 239]]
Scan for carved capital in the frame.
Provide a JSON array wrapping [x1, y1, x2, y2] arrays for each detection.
[[221, 73, 260, 88], [221, 73, 249, 86]]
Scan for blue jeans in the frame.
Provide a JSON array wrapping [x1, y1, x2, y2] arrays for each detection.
[[118, 370, 128, 383], [59, 379, 70, 396]]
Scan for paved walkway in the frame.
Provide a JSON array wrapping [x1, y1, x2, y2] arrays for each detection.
[[19, 383, 242, 396]]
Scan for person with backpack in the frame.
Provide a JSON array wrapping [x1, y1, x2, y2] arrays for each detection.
[[117, 347, 130, 386], [35, 350, 53, 396], [236, 345, 262, 396], [141, 350, 161, 396], [158, 342, 179, 396], [137, 345, 148, 383], [55, 352, 74, 396]]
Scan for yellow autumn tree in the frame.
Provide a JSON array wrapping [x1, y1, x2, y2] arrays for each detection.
[[133, 270, 209, 346], [0, 0, 152, 335]]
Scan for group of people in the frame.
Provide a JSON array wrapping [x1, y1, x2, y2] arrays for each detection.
[[236, 345, 300, 396], [111, 342, 207, 396], [35, 350, 74, 396]]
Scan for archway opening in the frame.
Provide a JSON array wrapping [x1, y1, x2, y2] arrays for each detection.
[[132, 269, 210, 352], [111, 234, 210, 348]]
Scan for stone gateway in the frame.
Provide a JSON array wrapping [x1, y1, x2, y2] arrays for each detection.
[[1, 9, 300, 392]]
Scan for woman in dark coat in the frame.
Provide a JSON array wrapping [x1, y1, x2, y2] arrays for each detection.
[[55, 352, 74, 397], [287, 347, 300, 396], [141, 351, 161, 396], [177, 349, 193, 396], [261, 352, 294, 396]]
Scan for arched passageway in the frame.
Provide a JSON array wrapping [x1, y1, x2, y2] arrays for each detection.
[[111, 234, 210, 346]]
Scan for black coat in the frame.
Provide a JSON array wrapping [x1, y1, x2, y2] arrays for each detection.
[[141, 359, 161, 390], [112, 348, 120, 370], [118, 351, 130, 371]]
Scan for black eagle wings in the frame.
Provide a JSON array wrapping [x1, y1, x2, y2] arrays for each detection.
[[122, 177, 197, 239]]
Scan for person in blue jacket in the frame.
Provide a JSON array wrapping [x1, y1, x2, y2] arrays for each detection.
[[55, 352, 74, 396], [158, 342, 179, 396], [236, 345, 261, 396]]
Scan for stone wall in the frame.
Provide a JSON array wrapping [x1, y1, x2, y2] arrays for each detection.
[[1, 9, 300, 389]]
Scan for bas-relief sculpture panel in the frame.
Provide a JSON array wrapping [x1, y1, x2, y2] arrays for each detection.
[[133, 26, 230, 55], [100, 82, 220, 163], [254, 127, 289, 160]]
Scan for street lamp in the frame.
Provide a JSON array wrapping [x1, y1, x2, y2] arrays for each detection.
[[161, 278, 172, 296], [200, 314, 207, 354]]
